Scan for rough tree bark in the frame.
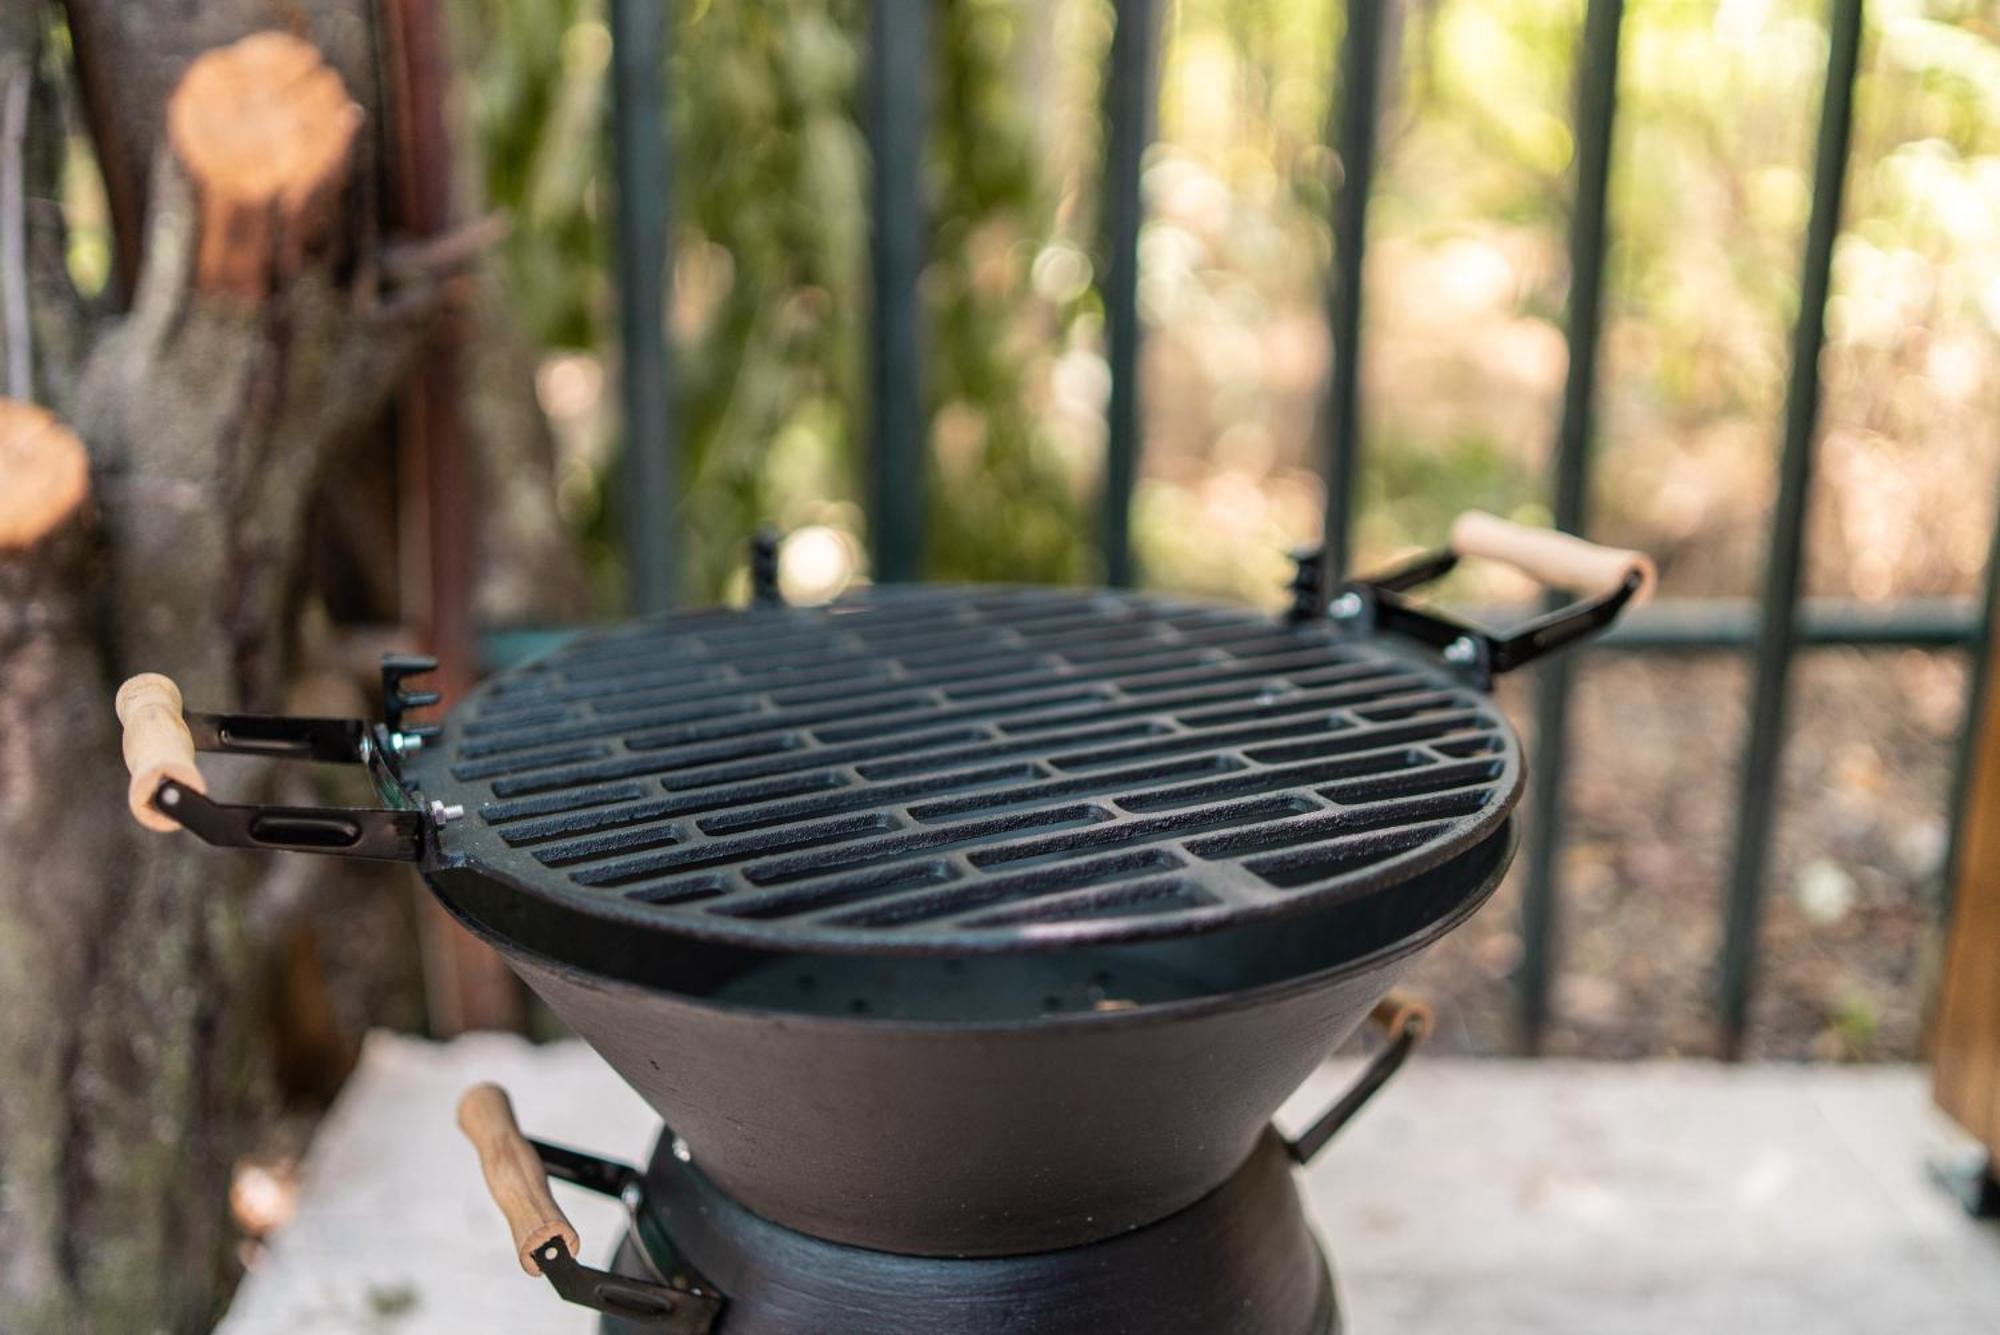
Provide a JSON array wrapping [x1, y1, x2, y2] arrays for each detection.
[[0, 9, 545, 1330]]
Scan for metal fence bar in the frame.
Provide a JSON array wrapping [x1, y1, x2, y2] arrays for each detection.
[[1599, 596, 1977, 650], [865, 0, 929, 582], [609, 0, 676, 614], [480, 596, 1979, 675], [1718, 0, 1865, 1060], [1099, 0, 1158, 588], [1318, 0, 1387, 600], [1517, 0, 1626, 1053]]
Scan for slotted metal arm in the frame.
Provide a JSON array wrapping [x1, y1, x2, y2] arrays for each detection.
[[183, 710, 371, 762], [1362, 562, 1647, 676], [114, 662, 443, 862], [152, 779, 424, 861]]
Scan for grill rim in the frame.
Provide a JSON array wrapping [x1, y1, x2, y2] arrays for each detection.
[[431, 821, 1518, 1022], [408, 585, 1526, 956]]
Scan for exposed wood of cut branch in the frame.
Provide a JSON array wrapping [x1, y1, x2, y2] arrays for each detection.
[[0, 398, 87, 549], [164, 32, 361, 298], [62, 0, 385, 302]]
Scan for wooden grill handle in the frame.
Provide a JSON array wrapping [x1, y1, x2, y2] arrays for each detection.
[[1369, 989, 1432, 1041], [114, 673, 208, 832], [1450, 510, 1656, 606], [457, 1083, 580, 1276]]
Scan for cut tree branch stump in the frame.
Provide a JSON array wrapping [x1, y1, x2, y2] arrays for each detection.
[[0, 399, 86, 549], [0, 398, 135, 1335], [165, 32, 360, 299]]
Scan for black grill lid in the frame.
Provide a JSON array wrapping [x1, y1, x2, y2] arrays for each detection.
[[402, 585, 1522, 953]]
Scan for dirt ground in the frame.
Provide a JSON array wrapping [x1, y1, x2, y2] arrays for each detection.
[[1402, 648, 1966, 1061]]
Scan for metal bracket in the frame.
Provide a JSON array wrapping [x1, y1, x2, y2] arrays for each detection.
[[527, 1139, 725, 1333], [1293, 546, 1645, 683], [748, 527, 785, 608], [1285, 993, 1430, 1166], [381, 653, 443, 742], [1930, 1147, 2000, 1219], [145, 652, 447, 863], [185, 710, 371, 763], [152, 779, 424, 862]]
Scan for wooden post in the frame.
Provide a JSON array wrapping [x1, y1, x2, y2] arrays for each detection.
[[381, 0, 524, 1034], [1934, 623, 2000, 1178]]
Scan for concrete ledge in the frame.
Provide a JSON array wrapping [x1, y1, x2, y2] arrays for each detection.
[[219, 1036, 2000, 1334]]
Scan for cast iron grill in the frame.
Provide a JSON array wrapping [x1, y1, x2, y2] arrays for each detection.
[[404, 585, 1521, 951]]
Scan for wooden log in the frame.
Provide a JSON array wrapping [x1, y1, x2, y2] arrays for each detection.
[[3, 21, 438, 1331], [164, 32, 361, 299], [0, 400, 86, 548], [0, 398, 139, 1334]]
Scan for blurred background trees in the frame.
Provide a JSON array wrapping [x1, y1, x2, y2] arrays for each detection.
[[437, 0, 2000, 612]]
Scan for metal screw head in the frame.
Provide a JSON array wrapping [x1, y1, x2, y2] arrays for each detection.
[[429, 800, 465, 825], [1329, 592, 1364, 622], [390, 732, 426, 756], [1443, 636, 1479, 667]]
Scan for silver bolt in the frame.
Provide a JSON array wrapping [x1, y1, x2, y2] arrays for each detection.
[[671, 1136, 692, 1163], [1329, 592, 1364, 622], [1443, 636, 1479, 667], [429, 800, 465, 825], [390, 732, 426, 756], [161, 786, 181, 807]]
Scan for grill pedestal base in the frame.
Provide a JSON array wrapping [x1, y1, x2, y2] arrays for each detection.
[[600, 1128, 1337, 1335]]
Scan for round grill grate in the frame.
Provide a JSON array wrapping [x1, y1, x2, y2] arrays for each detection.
[[406, 586, 1523, 953]]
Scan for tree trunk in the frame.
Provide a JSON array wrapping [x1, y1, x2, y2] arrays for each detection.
[[0, 7, 564, 1328]]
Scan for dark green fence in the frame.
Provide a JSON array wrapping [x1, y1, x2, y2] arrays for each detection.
[[589, 0, 1991, 1056]]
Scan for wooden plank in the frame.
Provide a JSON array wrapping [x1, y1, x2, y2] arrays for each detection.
[[381, 0, 523, 1034], [1934, 617, 2000, 1153]]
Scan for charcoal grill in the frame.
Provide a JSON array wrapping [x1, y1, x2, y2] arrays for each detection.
[[115, 511, 1650, 1334]]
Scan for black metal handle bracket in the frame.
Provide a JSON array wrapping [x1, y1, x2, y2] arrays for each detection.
[[1285, 994, 1431, 1166], [151, 779, 425, 861], [526, 1138, 725, 1334], [1292, 546, 1646, 686], [140, 654, 448, 863]]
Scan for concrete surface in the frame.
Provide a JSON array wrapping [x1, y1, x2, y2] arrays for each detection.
[[217, 1034, 2000, 1334]]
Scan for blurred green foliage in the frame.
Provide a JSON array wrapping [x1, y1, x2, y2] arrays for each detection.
[[452, 0, 1084, 601], [451, 0, 2000, 610]]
